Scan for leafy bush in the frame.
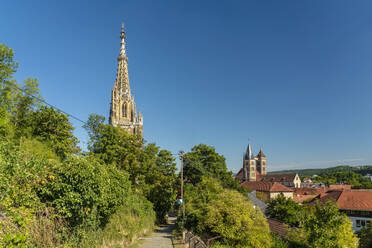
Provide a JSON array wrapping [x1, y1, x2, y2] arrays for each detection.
[[36, 155, 133, 230], [68, 195, 155, 248], [185, 177, 272, 248]]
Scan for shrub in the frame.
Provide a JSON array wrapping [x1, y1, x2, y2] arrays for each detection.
[[185, 177, 272, 248]]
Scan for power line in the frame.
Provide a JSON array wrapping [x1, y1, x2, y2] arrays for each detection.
[[4, 83, 87, 125]]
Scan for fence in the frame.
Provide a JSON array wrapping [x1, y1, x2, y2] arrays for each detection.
[[184, 231, 207, 248]]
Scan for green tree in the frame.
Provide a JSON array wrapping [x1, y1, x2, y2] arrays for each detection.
[[146, 149, 177, 223], [36, 155, 134, 229], [83, 114, 177, 223], [0, 44, 43, 139], [185, 177, 271, 248], [357, 228, 372, 248], [266, 195, 303, 226], [0, 43, 18, 83], [29, 106, 79, 158], [183, 144, 242, 191], [301, 202, 358, 248]]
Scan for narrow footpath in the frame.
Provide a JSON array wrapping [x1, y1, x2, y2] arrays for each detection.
[[138, 217, 177, 248]]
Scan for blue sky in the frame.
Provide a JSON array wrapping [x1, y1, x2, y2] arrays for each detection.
[[1, 0, 372, 172]]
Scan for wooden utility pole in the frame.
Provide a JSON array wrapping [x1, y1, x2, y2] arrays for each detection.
[[179, 150, 185, 240]]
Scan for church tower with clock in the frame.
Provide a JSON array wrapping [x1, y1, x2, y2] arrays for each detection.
[[109, 24, 143, 136]]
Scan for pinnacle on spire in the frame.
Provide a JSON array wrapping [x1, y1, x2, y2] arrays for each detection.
[[119, 23, 127, 60]]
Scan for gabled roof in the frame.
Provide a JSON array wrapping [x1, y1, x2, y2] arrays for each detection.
[[293, 194, 317, 203], [257, 149, 266, 158], [240, 181, 294, 192], [261, 173, 298, 183], [235, 168, 244, 179], [312, 190, 372, 211]]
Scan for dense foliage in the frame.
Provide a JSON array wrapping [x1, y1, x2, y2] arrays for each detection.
[[184, 177, 272, 248], [313, 171, 372, 189], [266, 196, 359, 248], [183, 144, 245, 192], [274, 165, 372, 188], [83, 114, 178, 223], [357, 228, 372, 248], [0, 43, 159, 247], [273, 165, 372, 178], [266, 196, 303, 227]]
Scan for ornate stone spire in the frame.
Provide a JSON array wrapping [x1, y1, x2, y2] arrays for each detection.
[[114, 23, 130, 97], [109, 24, 143, 137], [119, 23, 127, 60]]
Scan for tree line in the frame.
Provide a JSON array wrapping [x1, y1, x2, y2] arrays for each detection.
[[0, 43, 177, 247]]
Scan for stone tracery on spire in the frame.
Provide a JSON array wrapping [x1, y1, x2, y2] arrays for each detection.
[[109, 24, 143, 137]]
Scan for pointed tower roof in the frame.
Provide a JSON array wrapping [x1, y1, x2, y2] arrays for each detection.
[[114, 24, 131, 95], [118, 23, 127, 61], [244, 143, 254, 160], [257, 147, 266, 158]]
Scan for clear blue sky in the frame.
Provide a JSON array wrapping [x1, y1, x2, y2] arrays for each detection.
[[1, 0, 372, 172]]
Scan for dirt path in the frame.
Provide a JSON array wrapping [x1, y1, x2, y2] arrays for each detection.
[[138, 217, 177, 248]]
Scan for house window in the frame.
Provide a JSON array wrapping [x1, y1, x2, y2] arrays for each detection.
[[361, 220, 366, 227], [263, 162, 266, 166], [356, 220, 361, 227]]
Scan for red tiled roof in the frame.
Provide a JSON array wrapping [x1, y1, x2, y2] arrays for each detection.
[[338, 191, 372, 211], [313, 190, 372, 211], [240, 181, 294, 192], [267, 219, 287, 238], [328, 185, 352, 190], [294, 187, 325, 195], [293, 194, 317, 203], [256, 170, 261, 181], [235, 168, 244, 179], [261, 173, 297, 183]]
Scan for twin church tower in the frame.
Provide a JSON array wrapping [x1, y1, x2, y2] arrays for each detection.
[[108, 26, 268, 181], [109, 24, 143, 136], [242, 144, 267, 181]]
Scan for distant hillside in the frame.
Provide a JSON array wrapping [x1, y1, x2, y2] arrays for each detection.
[[270, 165, 372, 177]]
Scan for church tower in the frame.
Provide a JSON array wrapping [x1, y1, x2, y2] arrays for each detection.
[[243, 143, 256, 181], [109, 24, 143, 136], [256, 148, 267, 176]]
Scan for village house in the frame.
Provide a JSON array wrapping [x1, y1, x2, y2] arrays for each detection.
[[240, 181, 294, 203], [261, 173, 301, 188], [311, 190, 372, 231]]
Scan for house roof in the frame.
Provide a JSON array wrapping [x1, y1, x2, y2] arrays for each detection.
[[240, 181, 294, 192], [293, 194, 317, 203], [328, 185, 352, 190], [294, 187, 325, 196], [261, 173, 298, 183], [312, 190, 372, 211], [235, 168, 244, 179], [235, 168, 261, 181], [257, 149, 266, 158]]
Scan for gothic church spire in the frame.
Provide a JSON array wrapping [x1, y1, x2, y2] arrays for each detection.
[[109, 24, 143, 136]]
